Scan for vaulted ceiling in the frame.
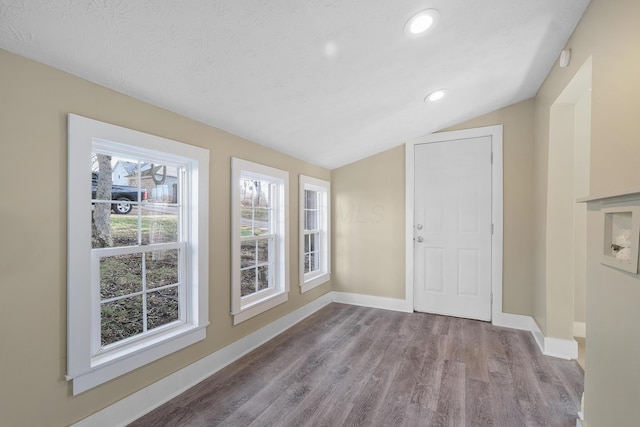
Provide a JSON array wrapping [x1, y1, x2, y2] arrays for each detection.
[[0, 0, 590, 169]]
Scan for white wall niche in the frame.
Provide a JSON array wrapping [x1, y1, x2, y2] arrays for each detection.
[[601, 205, 640, 273]]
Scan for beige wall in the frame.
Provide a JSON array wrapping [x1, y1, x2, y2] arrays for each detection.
[[545, 103, 578, 339], [332, 98, 536, 315], [331, 145, 406, 298], [0, 48, 331, 427], [573, 90, 591, 324], [532, 0, 640, 424]]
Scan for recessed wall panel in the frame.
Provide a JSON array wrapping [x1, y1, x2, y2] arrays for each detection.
[[424, 248, 444, 293], [458, 249, 479, 296]]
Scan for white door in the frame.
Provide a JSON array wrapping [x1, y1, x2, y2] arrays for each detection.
[[414, 136, 493, 321]]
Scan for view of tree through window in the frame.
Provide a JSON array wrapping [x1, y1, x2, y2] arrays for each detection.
[[91, 153, 183, 347]]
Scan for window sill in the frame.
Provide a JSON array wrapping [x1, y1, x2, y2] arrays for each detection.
[[232, 292, 288, 325], [68, 324, 207, 395], [301, 273, 331, 293]]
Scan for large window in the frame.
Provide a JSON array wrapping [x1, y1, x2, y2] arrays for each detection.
[[231, 158, 289, 325], [299, 175, 331, 292], [67, 114, 209, 394]]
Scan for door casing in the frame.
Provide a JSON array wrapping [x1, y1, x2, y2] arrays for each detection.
[[405, 125, 503, 321]]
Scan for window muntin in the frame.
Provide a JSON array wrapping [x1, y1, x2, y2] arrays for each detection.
[[303, 189, 321, 275], [299, 176, 330, 292], [240, 177, 276, 300], [231, 158, 289, 324], [67, 114, 209, 395], [91, 153, 187, 352]]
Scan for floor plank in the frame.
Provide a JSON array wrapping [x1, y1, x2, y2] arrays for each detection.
[[129, 304, 583, 427]]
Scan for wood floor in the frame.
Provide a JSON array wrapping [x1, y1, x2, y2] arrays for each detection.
[[129, 303, 584, 427]]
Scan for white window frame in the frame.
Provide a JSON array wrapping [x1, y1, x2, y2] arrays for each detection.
[[299, 175, 331, 292], [67, 114, 209, 395], [231, 158, 289, 325]]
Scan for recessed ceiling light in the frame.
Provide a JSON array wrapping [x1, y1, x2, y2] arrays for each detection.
[[425, 89, 447, 102], [324, 41, 338, 58], [405, 9, 440, 36]]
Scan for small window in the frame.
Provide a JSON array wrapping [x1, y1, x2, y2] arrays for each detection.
[[300, 175, 331, 292], [67, 114, 209, 394], [231, 158, 289, 325]]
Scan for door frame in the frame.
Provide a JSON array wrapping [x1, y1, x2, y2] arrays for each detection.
[[405, 125, 503, 321]]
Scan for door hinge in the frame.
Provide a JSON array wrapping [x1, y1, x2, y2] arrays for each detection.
[[491, 223, 494, 234], [491, 152, 494, 164]]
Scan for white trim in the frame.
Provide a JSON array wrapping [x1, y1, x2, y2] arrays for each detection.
[[529, 317, 578, 360], [301, 275, 331, 293], [232, 292, 288, 326], [231, 158, 290, 324], [574, 321, 586, 338], [530, 319, 546, 354], [544, 336, 579, 360], [332, 292, 413, 313], [492, 312, 534, 331], [493, 312, 579, 360], [67, 114, 209, 395], [72, 293, 334, 427], [405, 125, 504, 321], [299, 175, 331, 293]]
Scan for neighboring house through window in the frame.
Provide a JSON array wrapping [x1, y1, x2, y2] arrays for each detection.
[[231, 158, 289, 325], [67, 114, 209, 394], [299, 175, 331, 292]]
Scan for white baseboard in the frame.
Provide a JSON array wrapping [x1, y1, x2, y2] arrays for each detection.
[[72, 293, 334, 427], [544, 336, 578, 360], [529, 317, 578, 360], [332, 291, 413, 313], [573, 321, 586, 338], [492, 312, 533, 331]]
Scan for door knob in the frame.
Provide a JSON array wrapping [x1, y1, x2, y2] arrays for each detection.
[[416, 236, 424, 243]]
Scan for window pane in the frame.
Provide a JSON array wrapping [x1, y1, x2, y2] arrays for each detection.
[[253, 180, 271, 208], [91, 155, 144, 248], [147, 287, 179, 330], [308, 233, 316, 252], [304, 253, 311, 274], [108, 215, 139, 247], [253, 208, 271, 235], [241, 241, 257, 268], [258, 265, 271, 290], [241, 268, 256, 296], [241, 207, 253, 237], [257, 239, 270, 263], [240, 179, 254, 207], [305, 208, 317, 230], [240, 178, 272, 208], [310, 251, 318, 272], [305, 190, 317, 210], [141, 206, 178, 244], [91, 154, 114, 207], [241, 207, 253, 220], [139, 164, 179, 204], [101, 295, 143, 346], [146, 250, 179, 289], [100, 253, 142, 299]]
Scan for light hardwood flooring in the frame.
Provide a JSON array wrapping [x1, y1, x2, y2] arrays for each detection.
[[130, 303, 584, 427]]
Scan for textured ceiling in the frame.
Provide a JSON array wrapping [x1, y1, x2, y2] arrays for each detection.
[[0, 0, 590, 169]]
